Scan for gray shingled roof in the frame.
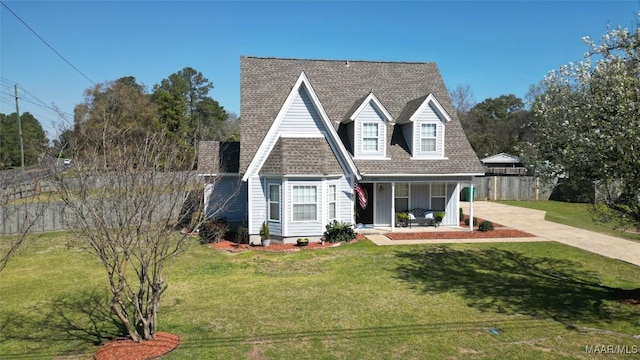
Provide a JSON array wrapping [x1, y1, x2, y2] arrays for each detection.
[[240, 56, 484, 176]]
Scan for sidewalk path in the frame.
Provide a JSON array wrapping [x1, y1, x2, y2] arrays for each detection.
[[368, 201, 640, 267]]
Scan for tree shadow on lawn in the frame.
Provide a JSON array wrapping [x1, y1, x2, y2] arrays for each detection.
[[1, 290, 125, 355], [395, 246, 640, 326]]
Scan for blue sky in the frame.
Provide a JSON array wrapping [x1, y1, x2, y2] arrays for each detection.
[[1, 0, 639, 140]]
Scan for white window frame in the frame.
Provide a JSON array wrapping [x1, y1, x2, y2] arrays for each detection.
[[328, 184, 337, 220], [268, 184, 280, 222], [420, 123, 437, 152], [394, 183, 410, 212], [361, 122, 379, 152], [292, 185, 318, 222]]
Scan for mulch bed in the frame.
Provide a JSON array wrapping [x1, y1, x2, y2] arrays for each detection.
[[386, 219, 534, 240], [209, 233, 367, 253], [94, 332, 180, 360]]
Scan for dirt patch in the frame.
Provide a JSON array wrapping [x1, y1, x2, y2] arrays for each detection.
[[94, 332, 180, 360]]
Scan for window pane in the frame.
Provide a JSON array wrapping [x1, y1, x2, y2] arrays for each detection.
[[269, 185, 279, 202], [363, 138, 378, 151], [328, 185, 336, 201], [431, 198, 445, 211], [269, 202, 280, 221], [362, 123, 379, 152], [421, 124, 436, 137], [432, 184, 446, 196], [363, 123, 378, 137], [395, 198, 409, 213], [395, 183, 409, 197], [421, 138, 436, 152], [328, 203, 336, 219], [292, 186, 317, 221], [421, 124, 436, 152], [293, 204, 317, 221]]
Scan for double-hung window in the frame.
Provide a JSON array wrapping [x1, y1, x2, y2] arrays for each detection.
[[430, 183, 446, 211], [292, 185, 317, 221], [268, 184, 280, 221], [328, 185, 337, 220], [421, 124, 437, 152], [394, 183, 409, 212], [362, 123, 379, 152]]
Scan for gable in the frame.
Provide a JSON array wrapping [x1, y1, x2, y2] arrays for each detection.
[[242, 71, 360, 181]]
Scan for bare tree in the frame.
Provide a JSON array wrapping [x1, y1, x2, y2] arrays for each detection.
[[448, 84, 476, 118], [0, 170, 48, 272], [45, 80, 232, 342]]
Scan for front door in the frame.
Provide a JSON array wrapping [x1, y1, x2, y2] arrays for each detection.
[[355, 183, 374, 225]]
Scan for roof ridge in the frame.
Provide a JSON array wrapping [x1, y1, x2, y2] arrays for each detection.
[[241, 55, 437, 65]]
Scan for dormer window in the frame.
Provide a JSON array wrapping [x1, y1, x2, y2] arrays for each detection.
[[362, 123, 379, 152], [420, 124, 437, 152], [399, 94, 451, 159], [347, 92, 393, 159]]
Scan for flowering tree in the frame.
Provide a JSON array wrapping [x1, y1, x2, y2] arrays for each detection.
[[531, 16, 640, 226]]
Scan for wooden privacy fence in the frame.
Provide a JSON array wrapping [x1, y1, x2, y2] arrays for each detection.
[[471, 176, 555, 201], [0, 197, 184, 235]]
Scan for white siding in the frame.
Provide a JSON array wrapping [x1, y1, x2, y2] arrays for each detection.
[[354, 102, 387, 159], [443, 183, 460, 226], [338, 176, 353, 225], [279, 85, 325, 137], [250, 85, 327, 178], [413, 103, 445, 158], [249, 175, 267, 235], [410, 184, 430, 209]]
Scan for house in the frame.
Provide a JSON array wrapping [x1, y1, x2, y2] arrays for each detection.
[[480, 153, 527, 176], [199, 57, 485, 244]]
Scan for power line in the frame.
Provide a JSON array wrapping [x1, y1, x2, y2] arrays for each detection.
[[0, 1, 96, 86]]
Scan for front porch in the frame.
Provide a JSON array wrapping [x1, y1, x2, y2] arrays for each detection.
[[354, 179, 477, 232]]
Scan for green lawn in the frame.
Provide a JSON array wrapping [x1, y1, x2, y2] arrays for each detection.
[[496, 200, 640, 242], [1, 232, 639, 359]]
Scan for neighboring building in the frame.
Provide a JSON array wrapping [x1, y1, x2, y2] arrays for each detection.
[[480, 153, 527, 176], [199, 57, 484, 243]]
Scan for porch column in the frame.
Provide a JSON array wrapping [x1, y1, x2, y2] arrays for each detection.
[[391, 182, 395, 232]]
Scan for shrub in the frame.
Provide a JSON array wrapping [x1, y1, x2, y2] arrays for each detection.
[[323, 220, 356, 243], [199, 218, 229, 243], [478, 220, 494, 232], [259, 221, 270, 240], [434, 212, 445, 223], [396, 212, 409, 221], [464, 217, 478, 226], [459, 208, 464, 221]]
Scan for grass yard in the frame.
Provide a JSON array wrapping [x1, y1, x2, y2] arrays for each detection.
[[1, 232, 639, 359], [497, 200, 640, 243]]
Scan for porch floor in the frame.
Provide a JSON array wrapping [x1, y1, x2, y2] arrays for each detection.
[[356, 225, 470, 235]]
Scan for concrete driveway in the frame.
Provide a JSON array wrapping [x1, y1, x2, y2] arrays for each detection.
[[469, 201, 640, 267], [367, 201, 640, 267]]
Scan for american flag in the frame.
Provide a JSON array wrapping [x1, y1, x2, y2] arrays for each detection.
[[354, 184, 367, 209]]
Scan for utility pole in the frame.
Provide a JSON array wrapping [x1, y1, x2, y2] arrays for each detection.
[[15, 84, 25, 171]]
